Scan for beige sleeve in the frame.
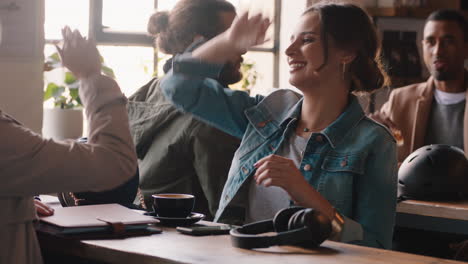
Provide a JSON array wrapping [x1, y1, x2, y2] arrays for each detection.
[[0, 75, 137, 197], [378, 90, 395, 121]]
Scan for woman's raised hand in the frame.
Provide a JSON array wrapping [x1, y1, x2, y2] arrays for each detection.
[[56, 26, 101, 79], [191, 12, 270, 65], [223, 12, 271, 54]]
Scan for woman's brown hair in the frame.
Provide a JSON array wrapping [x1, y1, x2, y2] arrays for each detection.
[[304, 2, 390, 93], [148, 0, 236, 55]]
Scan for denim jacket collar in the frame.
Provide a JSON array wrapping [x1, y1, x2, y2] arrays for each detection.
[[244, 93, 365, 148], [322, 96, 366, 148], [244, 90, 302, 139]]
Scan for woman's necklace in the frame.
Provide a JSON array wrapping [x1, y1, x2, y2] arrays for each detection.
[[300, 122, 327, 133]]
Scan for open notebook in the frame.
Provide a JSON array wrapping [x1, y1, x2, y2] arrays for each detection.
[[38, 203, 160, 237]]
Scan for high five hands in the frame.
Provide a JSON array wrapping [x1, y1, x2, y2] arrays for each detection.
[[55, 26, 101, 80], [223, 12, 271, 54], [192, 12, 271, 64]]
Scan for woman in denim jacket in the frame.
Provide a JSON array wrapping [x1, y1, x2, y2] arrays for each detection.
[[161, 3, 397, 249]]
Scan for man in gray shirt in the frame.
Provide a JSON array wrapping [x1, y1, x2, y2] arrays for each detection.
[[370, 9, 468, 259], [371, 9, 468, 163]]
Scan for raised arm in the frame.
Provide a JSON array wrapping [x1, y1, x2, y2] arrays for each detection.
[[160, 13, 270, 138], [0, 27, 137, 196]]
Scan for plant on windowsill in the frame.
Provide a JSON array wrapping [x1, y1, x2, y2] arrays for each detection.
[[42, 52, 115, 140], [231, 59, 259, 95]]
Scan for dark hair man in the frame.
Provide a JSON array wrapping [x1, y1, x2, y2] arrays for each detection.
[[371, 9, 468, 162]]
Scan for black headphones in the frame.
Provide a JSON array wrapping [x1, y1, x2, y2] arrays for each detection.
[[230, 206, 332, 249]]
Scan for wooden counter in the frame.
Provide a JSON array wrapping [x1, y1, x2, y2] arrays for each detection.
[[397, 199, 468, 221], [396, 199, 468, 234]]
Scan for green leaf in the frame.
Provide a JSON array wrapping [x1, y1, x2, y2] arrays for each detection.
[[69, 88, 79, 100], [44, 82, 59, 101], [48, 52, 61, 63], [44, 83, 65, 102], [102, 65, 115, 79], [76, 96, 82, 106], [64, 72, 77, 85]]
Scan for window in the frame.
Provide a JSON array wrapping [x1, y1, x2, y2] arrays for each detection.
[[45, 0, 280, 97], [45, 0, 154, 97]]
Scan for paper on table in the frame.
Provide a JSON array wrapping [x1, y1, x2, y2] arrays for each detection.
[[40, 203, 158, 228]]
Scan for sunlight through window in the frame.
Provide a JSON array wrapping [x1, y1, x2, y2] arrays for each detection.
[[45, 0, 277, 97]]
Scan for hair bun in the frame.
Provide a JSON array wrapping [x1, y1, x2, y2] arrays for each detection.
[[147, 11, 169, 35]]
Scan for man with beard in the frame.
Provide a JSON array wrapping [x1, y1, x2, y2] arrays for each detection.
[[126, 0, 241, 220], [371, 9, 468, 162], [371, 9, 468, 259]]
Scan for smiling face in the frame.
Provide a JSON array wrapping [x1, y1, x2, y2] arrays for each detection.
[[285, 12, 344, 91], [422, 20, 467, 81]]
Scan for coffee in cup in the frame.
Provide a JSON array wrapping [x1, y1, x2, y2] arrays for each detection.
[[152, 193, 195, 218]]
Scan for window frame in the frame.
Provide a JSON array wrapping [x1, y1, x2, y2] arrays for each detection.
[[89, 0, 281, 87], [88, 0, 155, 46]]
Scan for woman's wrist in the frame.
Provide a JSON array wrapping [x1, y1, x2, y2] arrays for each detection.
[[291, 182, 336, 219], [192, 33, 243, 65], [330, 208, 345, 240]]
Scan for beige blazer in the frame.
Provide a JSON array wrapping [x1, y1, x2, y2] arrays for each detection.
[[0, 75, 137, 264], [379, 76, 468, 162]]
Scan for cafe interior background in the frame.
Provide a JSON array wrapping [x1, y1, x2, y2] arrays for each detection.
[[1, 0, 468, 260], [1, 0, 465, 136]]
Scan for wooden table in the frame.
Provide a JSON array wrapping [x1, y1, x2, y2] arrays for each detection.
[[36, 196, 465, 263], [396, 199, 468, 234], [37, 220, 466, 264]]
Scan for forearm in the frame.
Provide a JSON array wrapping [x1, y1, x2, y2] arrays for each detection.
[[79, 75, 137, 191], [292, 182, 335, 220], [161, 55, 258, 139], [291, 181, 364, 244], [192, 34, 241, 65], [0, 75, 137, 197]]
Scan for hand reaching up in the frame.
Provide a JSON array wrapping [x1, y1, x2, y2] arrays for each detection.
[[192, 12, 271, 65], [56, 26, 101, 79], [223, 12, 271, 54]]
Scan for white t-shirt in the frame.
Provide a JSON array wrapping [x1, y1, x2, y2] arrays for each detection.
[[434, 89, 466, 105], [244, 130, 307, 223]]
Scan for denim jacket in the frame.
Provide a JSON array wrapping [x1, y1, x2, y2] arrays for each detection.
[[161, 54, 398, 249]]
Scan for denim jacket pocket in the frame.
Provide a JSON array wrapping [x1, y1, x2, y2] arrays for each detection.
[[321, 152, 366, 175], [319, 152, 367, 213]]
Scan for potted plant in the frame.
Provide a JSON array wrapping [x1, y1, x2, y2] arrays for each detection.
[[42, 52, 115, 140], [231, 59, 259, 95]]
